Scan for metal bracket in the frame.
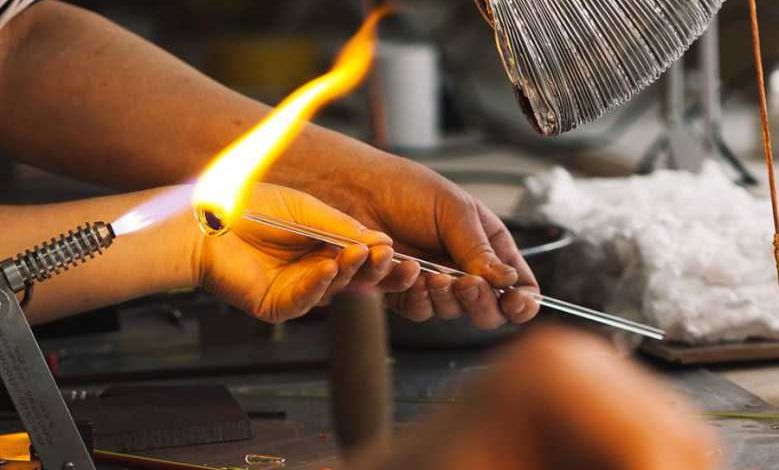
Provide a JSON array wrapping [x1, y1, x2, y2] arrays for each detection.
[[0, 283, 95, 470]]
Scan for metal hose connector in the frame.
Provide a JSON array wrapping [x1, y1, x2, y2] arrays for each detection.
[[1, 222, 115, 293]]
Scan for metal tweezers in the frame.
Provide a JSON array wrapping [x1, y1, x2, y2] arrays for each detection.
[[243, 212, 665, 340]]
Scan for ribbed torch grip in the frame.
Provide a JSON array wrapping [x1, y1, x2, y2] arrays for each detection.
[[1, 222, 115, 293]]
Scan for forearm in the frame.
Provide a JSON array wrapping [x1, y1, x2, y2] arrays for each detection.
[[0, 190, 196, 324], [0, 0, 391, 201]]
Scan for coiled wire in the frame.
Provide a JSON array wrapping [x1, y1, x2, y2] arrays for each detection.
[[13, 223, 114, 283]]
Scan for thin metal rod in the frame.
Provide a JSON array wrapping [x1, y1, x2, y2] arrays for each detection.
[[748, 0, 779, 284], [242, 212, 665, 340]]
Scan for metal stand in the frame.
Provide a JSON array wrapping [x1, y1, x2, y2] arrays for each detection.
[[639, 16, 758, 185], [0, 283, 95, 470], [666, 60, 708, 172]]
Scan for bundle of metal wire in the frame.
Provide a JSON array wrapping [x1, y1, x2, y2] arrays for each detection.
[[479, 0, 726, 136]]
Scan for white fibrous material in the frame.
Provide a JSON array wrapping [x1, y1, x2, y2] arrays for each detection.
[[521, 163, 779, 344]]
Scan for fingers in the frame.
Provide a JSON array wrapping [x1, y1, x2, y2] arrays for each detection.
[[388, 276, 435, 322], [454, 275, 506, 330], [499, 288, 540, 324], [431, 198, 541, 327], [439, 198, 517, 288], [476, 200, 539, 289], [351, 244, 395, 287], [427, 274, 463, 320], [266, 258, 339, 322], [255, 243, 386, 321], [377, 260, 420, 292], [389, 276, 538, 327], [322, 243, 370, 299], [438, 200, 540, 327]]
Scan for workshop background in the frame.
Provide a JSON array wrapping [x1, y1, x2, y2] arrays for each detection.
[[2, 2, 779, 468], [0, 0, 778, 375]]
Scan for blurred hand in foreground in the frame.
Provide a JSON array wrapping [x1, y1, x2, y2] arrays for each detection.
[[352, 326, 720, 470]]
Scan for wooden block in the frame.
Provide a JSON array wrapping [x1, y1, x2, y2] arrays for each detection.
[[642, 340, 779, 365]]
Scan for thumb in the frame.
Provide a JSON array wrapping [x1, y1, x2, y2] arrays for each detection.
[[439, 200, 518, 287]]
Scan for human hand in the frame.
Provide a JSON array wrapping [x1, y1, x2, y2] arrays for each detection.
[[189, 183, 394, 323], [303, 153, 539, 329], [355, 326, 720, 470]]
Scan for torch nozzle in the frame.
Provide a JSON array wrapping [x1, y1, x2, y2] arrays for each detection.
[[0, 222, 115, 293]]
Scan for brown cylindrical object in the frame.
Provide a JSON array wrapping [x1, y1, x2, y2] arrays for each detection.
[[748, 0, 779, 283], [328, 289, 392, 456]]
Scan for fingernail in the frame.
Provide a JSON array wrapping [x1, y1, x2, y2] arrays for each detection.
[[357, 245, 370, 260], [491, 263, 517, 276], [376, 254, 393, 272], [458, 285, 479, 302], [322, 262, 339, 281], [368, 230, 393, 245], [511, 302, 526, 318]]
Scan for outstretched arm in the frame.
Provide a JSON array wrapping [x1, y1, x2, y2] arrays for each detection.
[[0, 185, 391, 325], [0, 0, 267, 187], [0, 190, 194, 324]]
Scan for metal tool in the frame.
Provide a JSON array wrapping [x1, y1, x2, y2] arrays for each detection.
[[243, 212, 665, 340], [0, 222, 115, 470], [477, 0, 725, 136], [243, 455, 286, 467], [94, 451, 285, 470], [705, 411, 779, 421]]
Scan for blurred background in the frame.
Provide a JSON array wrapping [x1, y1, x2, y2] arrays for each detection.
[[3, 5, 779, 467], [4, 1, 778, 186], [2, 0, 779, 376]]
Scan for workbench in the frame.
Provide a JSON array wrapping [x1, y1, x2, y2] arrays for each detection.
[[29, 311, 779, 470]]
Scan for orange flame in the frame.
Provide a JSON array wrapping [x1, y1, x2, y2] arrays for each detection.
[[193, 7, 391, 234]]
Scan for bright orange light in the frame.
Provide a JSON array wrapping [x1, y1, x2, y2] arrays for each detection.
[[0, 432, 31, 461], [193, 7, 391, 234]]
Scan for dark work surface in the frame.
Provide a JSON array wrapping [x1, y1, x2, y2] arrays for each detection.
[[31, 308, 779, 470], [70, 385, 252, 452], [83, 368, 779, 470]]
